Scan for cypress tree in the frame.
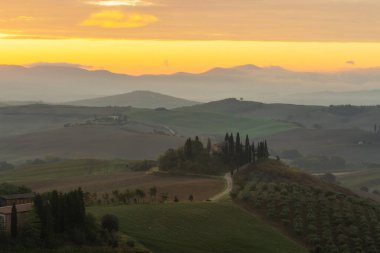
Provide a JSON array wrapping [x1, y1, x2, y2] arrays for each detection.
[[229, 133, 235, 159], [245, 135, 251, 163], [206, 138, 212, 153], [251, 142, 256, 162], [11, 203, 17, 238], [235, 132, 241, 155], [264, 140, 269, 158]]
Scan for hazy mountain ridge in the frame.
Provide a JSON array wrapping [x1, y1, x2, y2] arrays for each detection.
[[1, 64, 380, 105], [67, 90, 200, 109]]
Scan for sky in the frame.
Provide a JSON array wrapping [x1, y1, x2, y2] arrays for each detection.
[[1, 0, 380, 75]]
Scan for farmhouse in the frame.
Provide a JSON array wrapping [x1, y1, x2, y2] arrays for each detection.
[[0, 194, 34, 233], [0, 193, 34, 207], [0, 203, 33, 233]]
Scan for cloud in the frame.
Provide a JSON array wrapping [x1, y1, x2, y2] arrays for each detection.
[[86, 0, 153, 6], [0, 16, 37, 23], [346, 60, 356, 65], [13, 16, 36, 21], [81, 11, 158, 28]]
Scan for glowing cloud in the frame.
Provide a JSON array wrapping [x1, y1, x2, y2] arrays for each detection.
[[86, 0, 153, 6], [81, 11, 158, 28]]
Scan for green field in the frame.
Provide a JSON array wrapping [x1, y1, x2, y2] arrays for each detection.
[[90, 203, 307, 253], [337, 169, 380, 192], [127, 109, 294, 137], [0, 159, 127, 182]]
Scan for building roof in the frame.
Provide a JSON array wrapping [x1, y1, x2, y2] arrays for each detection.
[[0, 193, 34, 200], [0, 203, 33, 215]]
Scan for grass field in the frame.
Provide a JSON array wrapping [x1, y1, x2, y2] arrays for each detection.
[[0, 159, 224, 200], [127, 109, 294, 138], [337, 168, 380, 191], [90, 203, 307, 253]]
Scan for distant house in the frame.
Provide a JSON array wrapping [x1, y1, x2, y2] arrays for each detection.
[[0, 194, 34, 233], [0, 193, 34, 207], [0, 203, 33, 233]]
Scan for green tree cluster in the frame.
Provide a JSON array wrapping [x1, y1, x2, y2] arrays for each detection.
[[159, 136, 227, 175], [33, 188, 96, 247], [222, 132, 269, 167]]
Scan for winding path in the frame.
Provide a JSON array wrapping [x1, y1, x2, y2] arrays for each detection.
[[210, 172, 233, 201]]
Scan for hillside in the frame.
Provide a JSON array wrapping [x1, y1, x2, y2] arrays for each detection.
[[68, 90, 200, 109], [90, 203, 307, 253], [265, 128, 380, 165], [179, 98, 380, 131], [0, 104, 294, 162], [233, 160, 380, 253], [0, 125, 185, 162], [0, 159, 224, 200]]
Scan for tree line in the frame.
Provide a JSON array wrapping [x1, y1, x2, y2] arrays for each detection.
[[1, 188, 123, 250], [84, 187, 195, 206], [159, 136, 227, 174], [159, 133, 270, 175], [222, 132, 269, 167]]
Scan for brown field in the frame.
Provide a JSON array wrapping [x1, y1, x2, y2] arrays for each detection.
[[28, 172, 224, 201], [0, 159, 225, 201], [0, 125, 184, 162]]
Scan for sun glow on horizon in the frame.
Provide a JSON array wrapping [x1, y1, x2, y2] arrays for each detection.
[[1, 38, 380, 75]]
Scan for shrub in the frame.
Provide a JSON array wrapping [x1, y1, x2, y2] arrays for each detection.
[[127, 238, 135, 248], [101, 214, 119, 232]]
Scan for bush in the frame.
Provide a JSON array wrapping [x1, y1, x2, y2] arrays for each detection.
[[127, 238, 135, 248], [68, 228, 86, 245], [101, 214, 119, 233]]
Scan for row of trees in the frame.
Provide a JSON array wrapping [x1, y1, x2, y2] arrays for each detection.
[[84, 187, 195, 206], [222, 132, 269, 167], [160, 133, 270, 175], [160, 136, 227, 175], [233, 160, 380, 253]]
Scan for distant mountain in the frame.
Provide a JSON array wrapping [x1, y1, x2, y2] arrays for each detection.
[[1, 63, 380, 105], [67, 90, 200, 109]]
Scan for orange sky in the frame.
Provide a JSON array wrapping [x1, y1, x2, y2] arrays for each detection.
[[1, 0, 380, 74]]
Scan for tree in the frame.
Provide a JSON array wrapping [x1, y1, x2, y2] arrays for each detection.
[[149, 187, 158, 202], [160, 193, 168, 203], [235, 132, 242, 165], [228, 133, 235, 160], [245, 135, 251, 164], [135, 189, 145, 203], [184, 138, 193, 160], [11, 203, 18, 238], [101, 214, 119, 232], [251, 142, 256, 163], [264, 140, 269, 158], [206, 138, 212, 153]]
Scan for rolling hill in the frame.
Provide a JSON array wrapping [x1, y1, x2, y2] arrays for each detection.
[[0, 125, 185, 162], [179, 98, 380, 131], [67, 90, 200, 109], [264, 128, 380, 165], [0, 159, 224, 199], [233, 159, 380, 253], [90, 203, 307, 253], [0, 103, 295, 162]]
